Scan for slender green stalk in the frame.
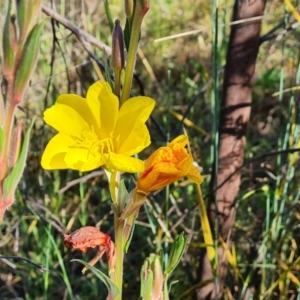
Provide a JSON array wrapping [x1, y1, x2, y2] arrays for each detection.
[[114, 215, 125, 300], [114, 69, 121, 100], [163, 276, 169, 300]]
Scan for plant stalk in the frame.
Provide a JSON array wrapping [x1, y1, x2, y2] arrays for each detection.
[[114, 215, 125, 300]]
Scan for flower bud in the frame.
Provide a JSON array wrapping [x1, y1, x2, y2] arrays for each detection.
[[152, 255, 163, 299], [140, 254, 163, 300], [3, 0, 15, 79], [17, 0, 41, 43], [111, 19, 125, 72], [124, 0, 133, 18]]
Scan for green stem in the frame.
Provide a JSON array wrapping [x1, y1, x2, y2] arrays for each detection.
[[114, 215, 125, 300], [114, 69, 121, 100], [120, 3, 148, 105], [163, 275, 169, 300]]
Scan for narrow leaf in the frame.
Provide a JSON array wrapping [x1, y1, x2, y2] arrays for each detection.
[[71, 259, 120, 299], [14, 21, 44, 102], [3, 117, 35, 199]]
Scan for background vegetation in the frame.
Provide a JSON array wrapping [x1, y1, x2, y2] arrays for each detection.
[[1, 0, 300, 299]]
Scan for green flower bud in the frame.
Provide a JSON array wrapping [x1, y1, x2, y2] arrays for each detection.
[[3, 0, 15, 79], [17, 0, 41, 43]]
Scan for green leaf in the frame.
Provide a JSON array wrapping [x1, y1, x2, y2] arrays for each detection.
[[124, 213, 136, 253], [123, 18, 131, 52], [164, 232, 188, 277], [3, 117, 35, 199], [71, 259, 120, 299], [14, 21, 44, 101]]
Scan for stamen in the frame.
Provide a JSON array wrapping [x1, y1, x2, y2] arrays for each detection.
[[70, 128, 115, 158]]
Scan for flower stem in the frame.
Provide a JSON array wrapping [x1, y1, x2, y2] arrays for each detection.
[[114, 214, 125, 299], [114, 69, 121, 100]]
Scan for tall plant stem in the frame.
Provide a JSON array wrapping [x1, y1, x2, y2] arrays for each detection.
[[114, 215, 125, 300]]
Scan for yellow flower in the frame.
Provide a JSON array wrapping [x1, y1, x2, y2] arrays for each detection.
[[137, 135, 203, 193], [41, 81, 155, 172]]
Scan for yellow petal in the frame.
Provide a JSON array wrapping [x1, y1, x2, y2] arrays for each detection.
[[85, 81, 102, 130], [106, 153, 145, 173], [94, 81, 119, 139], [65, 148, 105, 172], [115, 97, 154, 153], [56, 93, 99, 130], [188, 164, 203, 184], [119, 96, 155, 122], [41, 133, 73, 169], [114, 120, 150, 155], [44, 103, 89, 137]]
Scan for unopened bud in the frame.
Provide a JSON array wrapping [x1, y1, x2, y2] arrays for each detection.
[[140, 254, 163, 300], [152, 255, 163, 300], [111, 19, 125, 71], [17, 0, 41, 43], [3, 1, 15, 79], [124, 0, 133, 17]]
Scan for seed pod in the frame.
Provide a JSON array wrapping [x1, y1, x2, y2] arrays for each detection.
[[111, 19, 125, 72]]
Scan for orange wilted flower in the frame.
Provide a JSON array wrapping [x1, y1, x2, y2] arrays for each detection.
[[120, 135, 203, 242], [137, 135, 203, 194], [63, 226, 116, 274]]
